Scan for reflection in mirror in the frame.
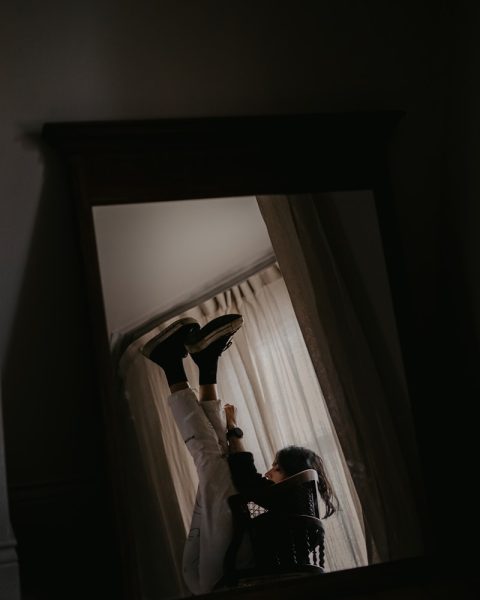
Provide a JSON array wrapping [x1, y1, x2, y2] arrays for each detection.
[[91, 193, 421, 600]]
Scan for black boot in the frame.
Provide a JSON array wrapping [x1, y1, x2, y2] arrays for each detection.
[[141, 317, 200, 386], [185, 314, 243, 384]]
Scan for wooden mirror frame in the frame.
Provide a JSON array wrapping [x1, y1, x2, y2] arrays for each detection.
[[42, 112, 432, 600]]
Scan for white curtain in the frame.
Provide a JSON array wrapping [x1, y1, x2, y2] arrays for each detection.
[[118, 264, 368, 596], [258, 194, 425, 563]]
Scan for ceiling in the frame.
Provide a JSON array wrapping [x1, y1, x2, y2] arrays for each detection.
[[93, 196, 275, 335]]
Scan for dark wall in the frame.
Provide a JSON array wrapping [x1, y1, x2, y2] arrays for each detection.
[[391, 1, 480, 569], [2, 150, 121, 598], [1, 1, 479, 598]]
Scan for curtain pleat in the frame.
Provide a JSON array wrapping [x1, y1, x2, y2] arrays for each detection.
[[257, 193, 424, 564]]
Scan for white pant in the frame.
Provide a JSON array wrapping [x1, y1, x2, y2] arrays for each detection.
[[168, 388, 249, 594]]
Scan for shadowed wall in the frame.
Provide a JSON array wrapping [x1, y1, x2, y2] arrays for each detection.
[[1, 1, 479, 598]]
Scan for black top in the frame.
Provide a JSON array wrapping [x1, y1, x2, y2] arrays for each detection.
[[228, 452, 273, 496], [226, 452, 325, 574], [228, 452, 314, 516]]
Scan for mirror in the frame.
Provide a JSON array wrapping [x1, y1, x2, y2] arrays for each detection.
[[43, 113, 426, 600]]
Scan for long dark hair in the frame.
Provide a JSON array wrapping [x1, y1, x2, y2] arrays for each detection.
[[276, 445, 337, 518]]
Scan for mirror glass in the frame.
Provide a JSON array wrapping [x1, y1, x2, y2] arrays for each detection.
[[93, 196, 275, 336], [91, 192, 420, 599]]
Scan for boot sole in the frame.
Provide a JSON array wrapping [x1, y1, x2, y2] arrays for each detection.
[[141, 317, 199, 358], [185, 315, 243, 353]]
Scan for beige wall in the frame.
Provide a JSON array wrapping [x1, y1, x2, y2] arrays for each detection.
[[93, 196, 273, 335], [1, 1, 478, 598]]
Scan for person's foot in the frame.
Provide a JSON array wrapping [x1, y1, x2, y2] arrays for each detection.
[[141, 317, 200, 368], [185, 314, 243, 368]]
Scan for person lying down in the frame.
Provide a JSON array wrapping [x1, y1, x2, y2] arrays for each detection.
[[141, 313, 336, 594]]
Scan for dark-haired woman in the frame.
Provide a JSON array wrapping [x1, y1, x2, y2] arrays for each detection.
[[224, 405, 337, 578], [141, 313, 336, 595], [224, 404, 336, 519]]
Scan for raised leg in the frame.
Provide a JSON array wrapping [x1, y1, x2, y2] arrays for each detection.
[[168, 387, 236, 593], [142, 314, 247, 593]]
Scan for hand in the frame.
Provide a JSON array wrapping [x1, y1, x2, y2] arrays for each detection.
[[224, 404, 238, 428]]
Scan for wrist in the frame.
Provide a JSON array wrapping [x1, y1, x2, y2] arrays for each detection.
[[226, 426, 244, 440]]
